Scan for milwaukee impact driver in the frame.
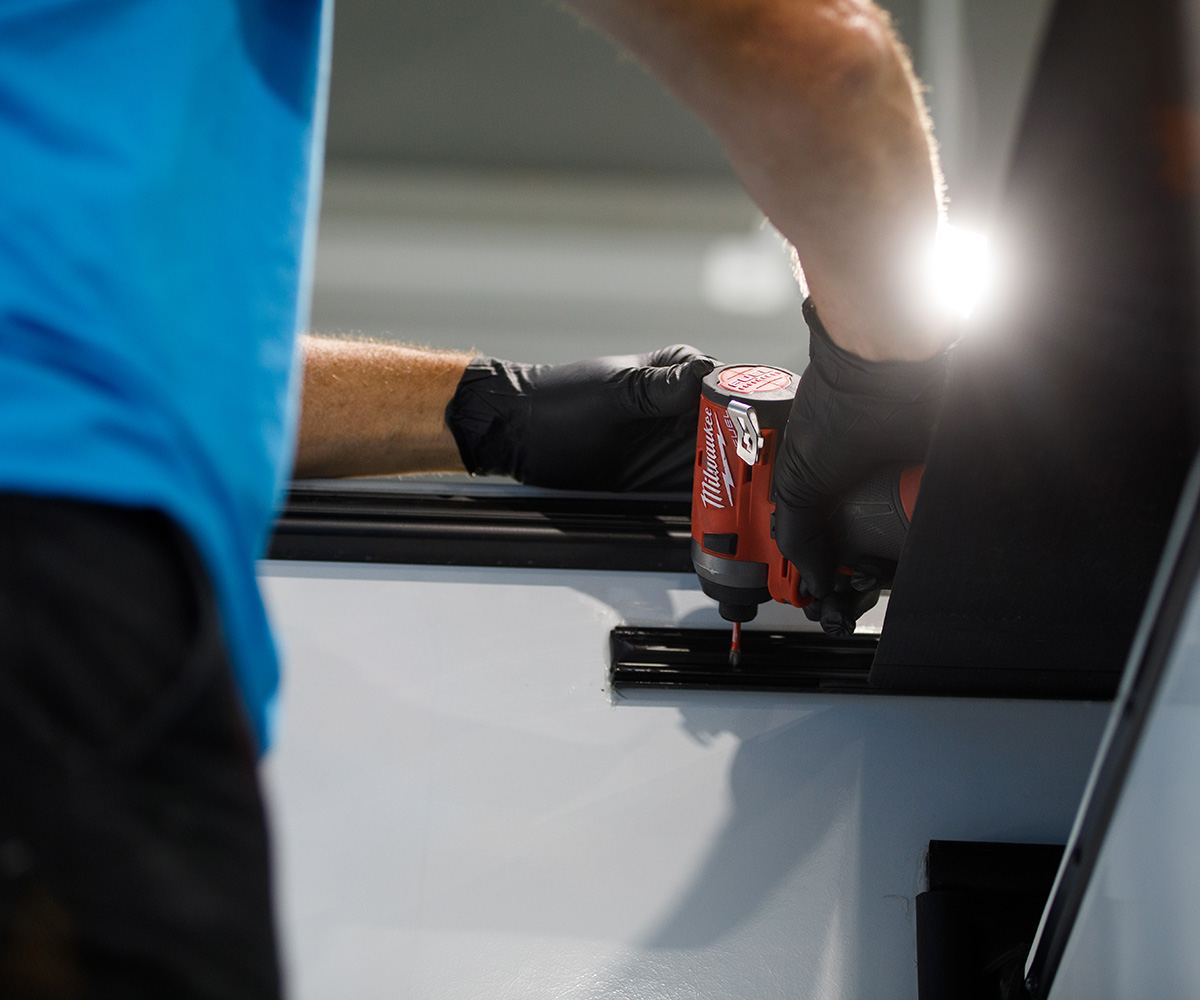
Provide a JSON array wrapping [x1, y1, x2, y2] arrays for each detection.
[[691, 364, 922, 662]]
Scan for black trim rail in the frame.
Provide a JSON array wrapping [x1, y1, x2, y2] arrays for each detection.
[[269, 481, 693, 572], [610, 625, 1117, 700], [611, 626, 878, 693]]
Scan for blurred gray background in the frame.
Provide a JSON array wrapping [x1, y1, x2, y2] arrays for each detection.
[[311, 0, 1054, 368]]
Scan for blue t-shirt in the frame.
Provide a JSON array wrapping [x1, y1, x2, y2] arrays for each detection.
[[0, 1, 332, 748]]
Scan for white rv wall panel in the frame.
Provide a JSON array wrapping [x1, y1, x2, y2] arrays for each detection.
[[259, 561, 1108, 1000], [1047, 579, 1200, 1000]]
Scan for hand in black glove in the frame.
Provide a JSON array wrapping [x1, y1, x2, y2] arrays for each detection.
[[774, 299, 951, 613], [803, 574, 884, 638], [444, 345, 715, 491]]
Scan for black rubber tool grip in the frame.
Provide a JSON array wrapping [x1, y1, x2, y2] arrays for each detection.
[[828, 464, 919, 567]]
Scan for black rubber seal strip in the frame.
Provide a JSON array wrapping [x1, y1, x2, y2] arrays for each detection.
[[269, 482, 693, 572], [611, 626, 877, 693], [610, 626, 1118, 700], [1021, 453, 1200, 999]]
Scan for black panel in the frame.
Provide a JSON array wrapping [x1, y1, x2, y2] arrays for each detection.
[[269, 483, 692, 572], [926, 841, 1065, 897], [873, 0, 1200, 697], [918, 842, 1064, 1000]]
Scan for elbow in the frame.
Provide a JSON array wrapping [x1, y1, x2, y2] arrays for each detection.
[[733, 4, 929, 170], [725, 1, 906, 101], [793, 7, 908, 117]]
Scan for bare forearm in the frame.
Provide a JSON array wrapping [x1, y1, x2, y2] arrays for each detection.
[[561, 0, 946, 360], [294, 335, 471, 478]]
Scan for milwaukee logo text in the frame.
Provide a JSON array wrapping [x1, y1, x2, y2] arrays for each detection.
[[701, 408, 735, 509]]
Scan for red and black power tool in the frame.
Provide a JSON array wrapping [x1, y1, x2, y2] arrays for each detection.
[[691, 364, 922, 657]]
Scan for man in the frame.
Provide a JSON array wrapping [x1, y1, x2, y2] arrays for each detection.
[[298, 0, 956, 626], [0, 1, 951, 996]]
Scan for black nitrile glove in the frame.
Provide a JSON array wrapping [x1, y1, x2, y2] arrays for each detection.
[[803, 575, 883, 638], [445, 345, 715, 491], [774, 298, 951, 622]]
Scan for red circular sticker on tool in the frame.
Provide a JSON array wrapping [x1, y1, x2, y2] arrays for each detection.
[[717, 366, 793, 393]]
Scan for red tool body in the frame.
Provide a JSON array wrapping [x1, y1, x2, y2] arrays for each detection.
[[691, 364, 922, 628]]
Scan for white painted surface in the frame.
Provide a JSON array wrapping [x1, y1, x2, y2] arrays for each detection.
[[1047, 576, 1200, 999], [259, 561, 1108, 999]]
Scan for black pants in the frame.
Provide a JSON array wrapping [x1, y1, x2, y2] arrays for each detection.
[[0, 495, 281, 999]]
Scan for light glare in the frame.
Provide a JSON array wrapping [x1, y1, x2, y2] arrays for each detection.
[[928, 222, 992, 320]]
